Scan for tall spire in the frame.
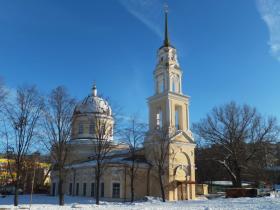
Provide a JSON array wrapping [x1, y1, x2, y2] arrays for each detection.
[[163, 3, 170, 47]]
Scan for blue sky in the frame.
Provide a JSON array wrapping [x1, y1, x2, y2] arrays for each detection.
[[0, 0, 279, 124]]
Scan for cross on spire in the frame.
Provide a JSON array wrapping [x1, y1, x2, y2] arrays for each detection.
[[92, 82, 97, 97]]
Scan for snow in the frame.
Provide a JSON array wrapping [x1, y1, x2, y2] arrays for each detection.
[[1, 194, 280, 210], [204, 181, 251, 187]]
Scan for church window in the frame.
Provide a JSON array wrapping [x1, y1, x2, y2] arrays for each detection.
[[157, 76, 164, 93], [76, 183, 79, 196], [156, 109, 162, 128], [112, 182, 120, 198], [89, 123, 94, 134], [171, 75, 180, 93], [172, 79, 176, 92], [159, 80, 164, 92], [175, 108, 179, 129], [83, 183, 87, 196], [175, 106, 182, 130], [69, 183, 73, 195], [91, 183, 95, 197], [78, 123, 83, 134], [100, 182, 104, 197]]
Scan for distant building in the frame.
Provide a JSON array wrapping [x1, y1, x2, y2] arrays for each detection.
[[51, 9, 196, 201], [0, 153, 51, 194]]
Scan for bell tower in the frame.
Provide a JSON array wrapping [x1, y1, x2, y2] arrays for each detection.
[[145, 5, 196, 201], [148, 8, 190, 135]]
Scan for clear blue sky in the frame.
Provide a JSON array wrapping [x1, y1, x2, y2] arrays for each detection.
[[0, 0, 279, 124]]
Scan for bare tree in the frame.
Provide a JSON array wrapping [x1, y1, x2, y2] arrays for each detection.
[[43, 86, 76, 206], [193, 102, 280, 187], [4, 85, 44, 206], [147, 125, 174, 202], [89, 113, 115, 205], [121, 116, 146, 202]]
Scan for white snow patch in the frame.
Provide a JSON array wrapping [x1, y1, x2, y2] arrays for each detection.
[[0, 194, 280, 210]]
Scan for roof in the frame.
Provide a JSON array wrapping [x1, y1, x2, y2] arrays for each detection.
[[65, 150, 150, 170], [74, 85, 112, 116]]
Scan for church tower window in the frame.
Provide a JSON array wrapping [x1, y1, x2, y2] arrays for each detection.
[[172, 77, 176, 92], [175, 108, 179, 129], [157, 74, 165, 93], [175, 106, 182, 130], [171, 74, 180, 93], [156, 109, 162, 128]]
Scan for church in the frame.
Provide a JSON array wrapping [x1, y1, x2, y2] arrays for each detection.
[[50, 10, 196, 201]]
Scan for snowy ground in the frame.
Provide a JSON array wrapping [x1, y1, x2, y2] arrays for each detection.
[[1, 194, 280, 210]]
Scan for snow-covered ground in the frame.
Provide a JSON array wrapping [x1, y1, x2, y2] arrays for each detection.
[[1, 194, 280, 210]]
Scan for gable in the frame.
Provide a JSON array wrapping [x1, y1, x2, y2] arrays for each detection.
[[171, 130, 195, 144]]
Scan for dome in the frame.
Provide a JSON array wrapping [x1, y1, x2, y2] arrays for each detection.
[[74, 85, 112, 116]]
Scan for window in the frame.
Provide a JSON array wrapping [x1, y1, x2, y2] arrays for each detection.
[[157, 75, 164, 93], [156, 109, 162, 128], [76, 183, 79, 196], [171, 75, 180, 93], [78, 123, 83, 134], [100, 182, 104, 197], [89, 123, 94, 134], [83, 183, 87, 196], [112, 183, 120, 198], [175, 108, 179, 130], [159, 79, 164, 93], [172, 78, 176, 92], [69, 183, 73, 195], [91, 183, 95, 197], [175, 106, 182, 130]]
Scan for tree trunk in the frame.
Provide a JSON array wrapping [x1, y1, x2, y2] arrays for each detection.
[[95, 169, 100, 205], [14, 179, 19, 206], [58, 170, 64, 206], [158, 170, 165, 202], [130, 172, 134, 203], [14, 165, 20, 206], [234, 170, 242, 188], [232, 162, 242, 188]]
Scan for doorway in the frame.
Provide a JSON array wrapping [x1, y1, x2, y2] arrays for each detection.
[[177, 182, 187, 200]]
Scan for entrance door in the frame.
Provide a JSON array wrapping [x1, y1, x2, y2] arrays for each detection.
[[177, 182, 187, 200]]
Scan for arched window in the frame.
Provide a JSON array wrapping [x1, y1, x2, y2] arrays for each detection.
[[171, 74, 180, 93], [175, 106, 181, 130], [172, 77, 176, 92], [157, 74, 164, 93], [156, 109, 162, 128], [175, 109, 179, 129]]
